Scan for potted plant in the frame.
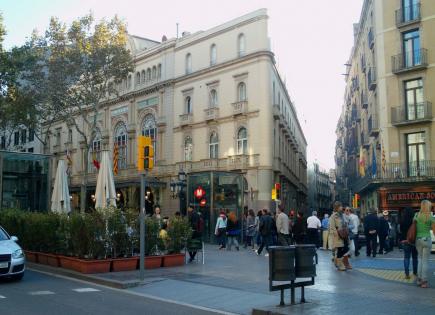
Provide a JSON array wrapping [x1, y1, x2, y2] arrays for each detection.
[[142, 217, 163, 269], [163, 217, 192, 267]]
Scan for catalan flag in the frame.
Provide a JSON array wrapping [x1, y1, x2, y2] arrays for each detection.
[[359, 146, 365, 177], [113, 142, 119, 175], [92, 151, 100, 170], [381, 140, 386, 175]]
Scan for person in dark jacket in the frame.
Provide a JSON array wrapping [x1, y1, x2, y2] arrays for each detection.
[[378, 211, 390, 254], [293, 212, 306, 244], [187, 206, 201, 262], [364, 208, 379, 257], [256, 209, 273, 256], [401, 207, 418, 279]]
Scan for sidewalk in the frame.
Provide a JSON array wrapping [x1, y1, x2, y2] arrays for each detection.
[[29, 245, 435, 315]]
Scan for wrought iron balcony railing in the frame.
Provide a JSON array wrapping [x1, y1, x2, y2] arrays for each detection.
[[391, 101, 432, 126], [367, 67, 376, 90], [392, 48, 428, 73]]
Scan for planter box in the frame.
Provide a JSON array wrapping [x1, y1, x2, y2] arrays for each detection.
[[59, 255, 75, 270], [24, 251, 38, 263], [162, 253, 185, 267], [70, 258, 111, 274], [37, 252, 49, 265], [111, 257, 138, 272], [144, 256, 163, 269], [45, 253, 60, 267]]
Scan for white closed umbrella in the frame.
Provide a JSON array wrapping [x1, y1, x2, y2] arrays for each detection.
[[95, 150, 117, 209], [51, 159, 71, 213]]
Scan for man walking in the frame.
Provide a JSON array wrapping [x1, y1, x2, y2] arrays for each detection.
[[364, 208, 379, 258], [378, 210, 390, 255], [348, 208, 360, 256], [307, 211, 321, 247], [256, 209, 273, 257], [321, 214, 330, 250], [187, 206, 201, 262], [276, 207, 290, 246]]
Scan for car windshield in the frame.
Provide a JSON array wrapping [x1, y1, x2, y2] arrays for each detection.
[[0, 228, 9, 241]]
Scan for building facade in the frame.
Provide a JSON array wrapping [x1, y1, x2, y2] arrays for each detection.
[[308, 162, 333, 216], [46, 9, 308, 216], [335, 0, 435, 215]]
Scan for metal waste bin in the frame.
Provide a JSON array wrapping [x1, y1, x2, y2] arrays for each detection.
[[269, 246, 296, 281], [295, 244, 317, 278]]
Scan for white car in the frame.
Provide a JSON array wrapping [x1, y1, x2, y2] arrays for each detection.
[[0, 225, 25, 280]]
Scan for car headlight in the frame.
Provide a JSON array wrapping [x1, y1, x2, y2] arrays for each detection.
[[12, 249, 24, 259]]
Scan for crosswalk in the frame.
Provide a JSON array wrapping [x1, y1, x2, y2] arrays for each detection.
[[0, 288, 100, 299]]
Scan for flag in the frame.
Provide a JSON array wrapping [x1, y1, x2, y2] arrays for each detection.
[[92, 151, 100, 170], [66, 149, 73, 175], [381, 140, 386, 175], [371, 143, 377, 176], [359, 146, 365, 177], [113, 142, 119, 175]]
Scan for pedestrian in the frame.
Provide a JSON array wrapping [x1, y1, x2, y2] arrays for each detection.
[[187, 206, 201, 262], [214, 210, 227, 250], [329, 201, 350, 271], [255, 210, 263, 249], [364, 208, 379, 258], [256, 209, 273, 257], [244, 209, 256, 249], [328, 206, 338, 263], [400, 207, 418, 280], [307, 211, 321, 247], [321, 213, 330, 250], [414, 200, 435, 288], [242, 206, 249, 248], [153, 206, 162, 227], [276, 207, 290, 246], [270, 211, 278, 245], [226, 211, 241, 251], [345, 207, 360, 257], [378, 210, 390, 254], [388, 216, 397, 252], [293, 212, 306, 244]]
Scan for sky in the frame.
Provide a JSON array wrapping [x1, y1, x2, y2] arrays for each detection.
[[0, 0, 363, 169]]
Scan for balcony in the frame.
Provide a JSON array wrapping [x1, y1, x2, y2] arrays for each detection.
[[273, 104, 280, 119], [157, 116, 166, 127], [361, 93, 368, 109], [367, 67, 377, 91], [392, 48, 428, 74], [232, 100, 248, 115], [368, 114, 379, 136], [204, 107, 219, 121], [368, 28, 374, 49], [396, 3, 420, 28], [351, 109, 361, 122], [391, 102, 432, 126], [179, 113, 193, 126]]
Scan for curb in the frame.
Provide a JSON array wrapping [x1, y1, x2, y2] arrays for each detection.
[[27, 263, 141, 289]]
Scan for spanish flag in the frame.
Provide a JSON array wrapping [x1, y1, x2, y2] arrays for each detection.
[[113, 143, 119, 175]]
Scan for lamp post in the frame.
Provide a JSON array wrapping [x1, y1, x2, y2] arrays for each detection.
[[170, 171, 187, 215]]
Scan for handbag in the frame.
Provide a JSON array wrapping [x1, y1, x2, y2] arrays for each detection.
[[406, 220, 416, 244], [337, 227, 349, 240]]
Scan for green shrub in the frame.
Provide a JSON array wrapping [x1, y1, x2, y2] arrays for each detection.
[[166, 217, 192, 254]]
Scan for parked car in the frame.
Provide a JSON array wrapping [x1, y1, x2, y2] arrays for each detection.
[[0, 225, 25, 280]]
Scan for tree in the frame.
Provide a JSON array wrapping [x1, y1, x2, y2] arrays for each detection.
[[27, 14, 134, 211]]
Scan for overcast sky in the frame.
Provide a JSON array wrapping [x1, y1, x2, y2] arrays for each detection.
[[1, 0, 363, 169]]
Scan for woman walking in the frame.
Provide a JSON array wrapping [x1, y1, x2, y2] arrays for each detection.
[[329, 201, 350, 271], [226, 212, 241, 251], [414, 200, 435, 288], [244, 209, 256, 249], [255, 210, 263, 250], [215, 211, 227, 250], [400, 207, 418, 279]]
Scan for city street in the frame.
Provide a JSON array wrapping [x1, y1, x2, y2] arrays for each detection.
[[0, 270, 227, 315]]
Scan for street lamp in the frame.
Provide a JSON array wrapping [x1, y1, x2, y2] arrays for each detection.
[[169, 171, 187, 215]]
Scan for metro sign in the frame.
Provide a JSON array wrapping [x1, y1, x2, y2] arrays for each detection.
[[194, 186, 205, 200]]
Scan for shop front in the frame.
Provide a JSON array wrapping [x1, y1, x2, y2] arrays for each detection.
[[379, 186, 435, 212]]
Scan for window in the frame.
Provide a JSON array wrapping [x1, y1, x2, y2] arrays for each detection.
[[157, 64, 162, 79], [209, 89, 218, 107], [237, 127, 248, 155], [68, 129, 73, 143], [14, 131, 19, 145], [184, 136, 193, 161], [185, 53, 192, 74], [152, 66, 156, 79], [21, 130, 27, 144], [237, 82, 247, 101], [147, 68, 151, 81], [28, 148, 34, 153], [90, 131, 102, 172], [114, 123, 128, 170], [141, 70, 146, 83], [402, 0, 420, 22], [406, 132, 425, 176], [238, 33, 245, 57], [209, 131, 219, 159], [56, 128, 61, 146], [29, 129, 35, 142], [210, 44, 217, 65], [185, 96, 192, 114], [141, 114, 157, 159], [405, 78, 424, 120], [136, 72, 141, 85], [403, 29, 421, 67], [1, 136, 5, 149]]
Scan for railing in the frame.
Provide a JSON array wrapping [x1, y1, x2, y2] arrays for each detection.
[[157, 116, 166, 126], [232, 100, 248, 115], [392, 48, 428, 73], [367, 67, 377, 90], [351, 160, 435, 192], [179, 113, 193, 126], [368, 28, 374, 48], [368, 114, 379, 136], [273, 104, 281, 119], [391, 101, 432, 125], [204, 107, 219, 121], [396, 3, 420, 27], [361, 93, 368, 109]]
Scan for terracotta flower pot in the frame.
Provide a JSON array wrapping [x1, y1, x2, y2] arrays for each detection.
[[45, 253, 60, 267], [59, 255, 75, 270], [144, 256, 163, 269], [24, 251, 38, 263], [111, 257, 139, 272], [162, 253, 185, 267], [70, 258, 111, 274], [37, 252, 49, 265]]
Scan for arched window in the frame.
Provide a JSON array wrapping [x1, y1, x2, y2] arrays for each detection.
[[238, 33, 245, 57], [141, 70, 146, 84], [237, 127, 248, 155], [238, 82, 247, 101], [209, 89, 218, 107], [185, 96, 192, 114], [210, 44, 217, 66], [141, 114, 157, 159], [90, 130, 102, 172], [185, 53, 192, 74], [209, 131, 219, 159], [127, 75, 132, 89], [152, 66, 157, 79], [136, 72, 141, 86], [147, 68, 151, 81], [114, 123, 128, 170], [184, 136, 193, 161], [157, 64, 162, 79]]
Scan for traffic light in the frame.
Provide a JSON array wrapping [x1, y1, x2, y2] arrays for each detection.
[[137, 136, 145, 171], [144, 136, 154, 170], [274, 183, 281, 200], [352, 193, 361, 208], [271, 188, 276, 200]]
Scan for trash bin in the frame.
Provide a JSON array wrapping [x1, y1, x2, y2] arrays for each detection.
[[295, 244, 316, 278], [269, 246, 296, 281]]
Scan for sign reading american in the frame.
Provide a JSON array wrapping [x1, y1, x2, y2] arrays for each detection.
[[387, 191, 435, 202]]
